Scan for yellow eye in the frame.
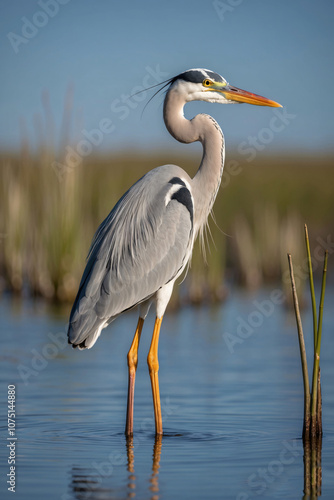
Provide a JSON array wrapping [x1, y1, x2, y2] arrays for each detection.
[[203, 79, 212, 87]]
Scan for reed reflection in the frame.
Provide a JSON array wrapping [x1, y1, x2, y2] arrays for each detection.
[[303, 435, 322, 499]]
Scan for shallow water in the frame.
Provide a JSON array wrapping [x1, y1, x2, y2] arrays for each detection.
[[1, 286, 334, 499]]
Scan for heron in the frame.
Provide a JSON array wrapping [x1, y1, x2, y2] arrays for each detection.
[[67, 68, 281, 435]]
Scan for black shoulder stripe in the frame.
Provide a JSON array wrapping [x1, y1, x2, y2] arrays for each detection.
[[171, 187, 193, 224], [169, 177, 186, 187]]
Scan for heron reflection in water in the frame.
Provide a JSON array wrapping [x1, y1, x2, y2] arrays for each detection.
[[67, 68, 281, 435], [69, 435, 163, 499]]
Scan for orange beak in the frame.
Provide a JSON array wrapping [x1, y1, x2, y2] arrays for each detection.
[[222, 84, 282, 107]]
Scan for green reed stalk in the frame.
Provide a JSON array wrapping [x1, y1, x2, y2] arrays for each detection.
[[304, 224, 317, 352], [310, 250, 328, 437], [288, 253, 311, 438]]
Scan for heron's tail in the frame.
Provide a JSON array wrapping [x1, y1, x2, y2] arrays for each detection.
[[67, 307, 107, 350]]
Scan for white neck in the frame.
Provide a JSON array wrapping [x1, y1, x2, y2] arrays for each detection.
[[163, 88, 225, 233]]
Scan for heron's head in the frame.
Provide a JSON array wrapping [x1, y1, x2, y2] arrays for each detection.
[[167, 68, 281, 107]]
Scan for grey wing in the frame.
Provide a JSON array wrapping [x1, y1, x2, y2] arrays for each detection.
[[68, 165, 193, 349]]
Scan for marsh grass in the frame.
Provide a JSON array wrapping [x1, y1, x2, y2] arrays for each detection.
[[288, 226, 328, 496], [288, 225, 328, 438], [0, 149, 333, 303]]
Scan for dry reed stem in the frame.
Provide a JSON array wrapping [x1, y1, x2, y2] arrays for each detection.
[[287, 253, 311, 438]]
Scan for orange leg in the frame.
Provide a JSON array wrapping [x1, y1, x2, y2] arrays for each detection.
[[147, 316, 163, 435], [125, 317, 144, 436]]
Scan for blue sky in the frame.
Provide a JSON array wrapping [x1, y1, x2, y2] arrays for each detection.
[[1, 0, 334, 154]]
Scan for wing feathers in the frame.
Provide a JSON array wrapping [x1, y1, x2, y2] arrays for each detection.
[[68, 165, 193, 348]]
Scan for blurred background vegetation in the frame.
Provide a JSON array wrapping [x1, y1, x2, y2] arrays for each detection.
[[1, 143, 333, 306], [2, 2, 333, 309]]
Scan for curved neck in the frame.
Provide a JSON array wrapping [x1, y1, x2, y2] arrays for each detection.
[[163, 89, 225, 232]]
